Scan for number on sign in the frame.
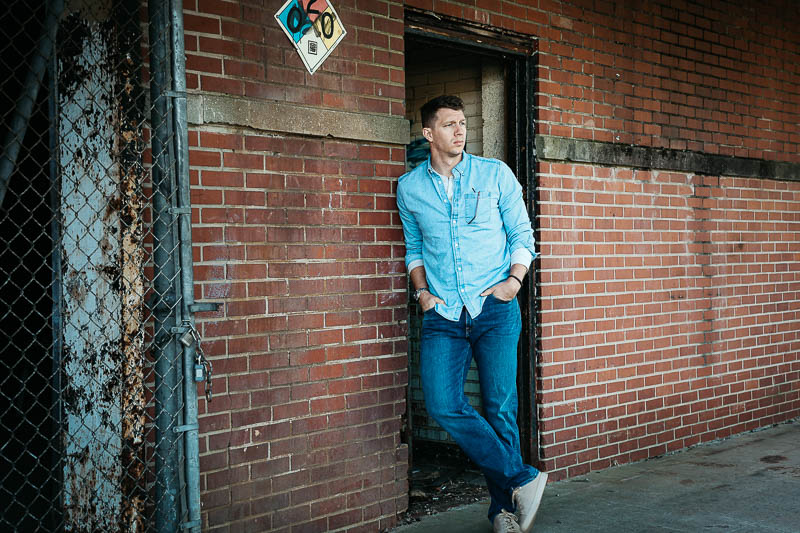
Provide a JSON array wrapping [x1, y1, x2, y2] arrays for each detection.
[[286, 2, 312, 38], [287, 0, 335, 40]]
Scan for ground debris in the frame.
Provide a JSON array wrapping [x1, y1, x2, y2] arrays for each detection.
[[397, 464, 489, 525]]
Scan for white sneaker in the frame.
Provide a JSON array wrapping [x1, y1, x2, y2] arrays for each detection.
[[512, 472, 548, 533], [493, 509, 522, 533]]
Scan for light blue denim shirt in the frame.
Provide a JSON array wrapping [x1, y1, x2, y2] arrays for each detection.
[[397, 152, 537, 321]]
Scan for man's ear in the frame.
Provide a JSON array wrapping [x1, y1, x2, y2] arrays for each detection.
[[422, 127, 432, 142]]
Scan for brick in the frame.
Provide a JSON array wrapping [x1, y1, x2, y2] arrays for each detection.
[[273, 401, 310, 420], [189, 149, 222, 167], [184, 3, 800, 531], [200, 74, 244, 95], [184, 13, 221, 34]]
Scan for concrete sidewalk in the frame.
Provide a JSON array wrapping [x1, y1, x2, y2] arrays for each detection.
[[391, 421, 800, 532]]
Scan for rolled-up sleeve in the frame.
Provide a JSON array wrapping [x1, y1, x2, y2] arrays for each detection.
[[396, 184, 424, 271], [497, 162, 538, 260], [510, 247, 533, 268]]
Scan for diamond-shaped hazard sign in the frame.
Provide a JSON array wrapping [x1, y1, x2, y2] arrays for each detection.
[[275, 0, 347, 75]]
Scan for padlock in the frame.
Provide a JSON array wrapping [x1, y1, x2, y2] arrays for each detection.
[[180, 329, 195, 348], [194, 363, 205, 382]]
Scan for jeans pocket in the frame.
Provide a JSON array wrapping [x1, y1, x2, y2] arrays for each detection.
[[488, 293, 513, 304]]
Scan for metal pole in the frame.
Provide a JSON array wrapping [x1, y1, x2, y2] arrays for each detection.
[[148, 1, 181, 531], [170, 0, 202, 530], [0, 0, 64, 208], [47, 15, 63, 530]]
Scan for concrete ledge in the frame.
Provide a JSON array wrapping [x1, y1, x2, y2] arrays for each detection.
[[187, 93, 410, 145], [535, 135, 800, 181]]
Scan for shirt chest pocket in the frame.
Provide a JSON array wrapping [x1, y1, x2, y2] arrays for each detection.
[[461, 192, 498, 225]]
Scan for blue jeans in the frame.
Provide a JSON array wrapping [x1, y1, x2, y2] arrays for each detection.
[[421, 295, 539, 522]]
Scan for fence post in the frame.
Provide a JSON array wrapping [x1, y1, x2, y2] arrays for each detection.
[[170, 0, 203, 530], [148, 0, 182, 531], [47, 9, 63, 530]]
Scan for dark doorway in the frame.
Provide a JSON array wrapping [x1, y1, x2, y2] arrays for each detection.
[[402, 8, 539, 515]]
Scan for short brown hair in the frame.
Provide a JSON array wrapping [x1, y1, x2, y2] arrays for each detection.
[[420, 95, 464, 129]]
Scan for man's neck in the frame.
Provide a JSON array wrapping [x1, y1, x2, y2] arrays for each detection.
[[430, 151, 463, 178]]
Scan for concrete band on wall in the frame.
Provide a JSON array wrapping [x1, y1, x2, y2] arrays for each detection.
[[185, 96, 800, 183], [536, 135, 800, 182], [187, 93, 411, 146]]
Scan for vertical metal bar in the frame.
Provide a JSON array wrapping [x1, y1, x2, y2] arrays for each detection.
[[169, 0, 202, 530], [509, 50, 539, 465], [148, 1, 181, 531], [507, 56, 530, 461], [0, 0, 64, 208], [524, 50, 540, 465], [47, 18, 63, 530]]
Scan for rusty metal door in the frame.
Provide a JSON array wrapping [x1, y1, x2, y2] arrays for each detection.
[[1, 1, 202, 530]]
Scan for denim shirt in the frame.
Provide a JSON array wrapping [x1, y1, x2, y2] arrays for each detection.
[[397, 152, 537, 321]]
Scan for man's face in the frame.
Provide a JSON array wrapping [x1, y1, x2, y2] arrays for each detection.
[[423, 107, 466, 158]]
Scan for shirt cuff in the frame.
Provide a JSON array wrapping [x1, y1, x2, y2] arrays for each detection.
[[510, 248, 533, 269], [407, 259, 424, 272]]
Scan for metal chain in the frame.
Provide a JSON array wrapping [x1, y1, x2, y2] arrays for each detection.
[[183, 320, 212, 403]]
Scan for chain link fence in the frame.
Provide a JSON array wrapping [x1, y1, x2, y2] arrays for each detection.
[[1, 1, 201, 530]]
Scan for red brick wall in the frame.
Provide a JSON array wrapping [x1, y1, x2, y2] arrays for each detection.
[[407, 0, 800, 482], [184, 0, 409, 530], [407, 0, 800, 162], [183, 0, 405, 116], [536, 164, 800, 480], [190, 131, 409, 531], [536, 0, 799, 160], [180, 0, 799, 528]]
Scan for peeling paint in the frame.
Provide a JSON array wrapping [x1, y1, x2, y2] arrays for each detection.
[[58, 2, 145, 530], [117, 1, 146, 525]]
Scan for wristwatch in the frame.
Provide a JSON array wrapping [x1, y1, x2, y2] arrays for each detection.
[[413, 287, 429, 302]]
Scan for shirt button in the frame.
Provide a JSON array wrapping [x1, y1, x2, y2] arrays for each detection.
[[455, 243, 459, 247], [452, 220, 456, 224]]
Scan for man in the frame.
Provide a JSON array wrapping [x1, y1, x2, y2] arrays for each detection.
[[396, 95, 547, 533]]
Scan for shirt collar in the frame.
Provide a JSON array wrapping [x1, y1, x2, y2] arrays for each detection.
[[426, 152, 470, 179]]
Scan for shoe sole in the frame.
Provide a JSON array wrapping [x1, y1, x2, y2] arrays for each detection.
[[519, 471, 548, 533]]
